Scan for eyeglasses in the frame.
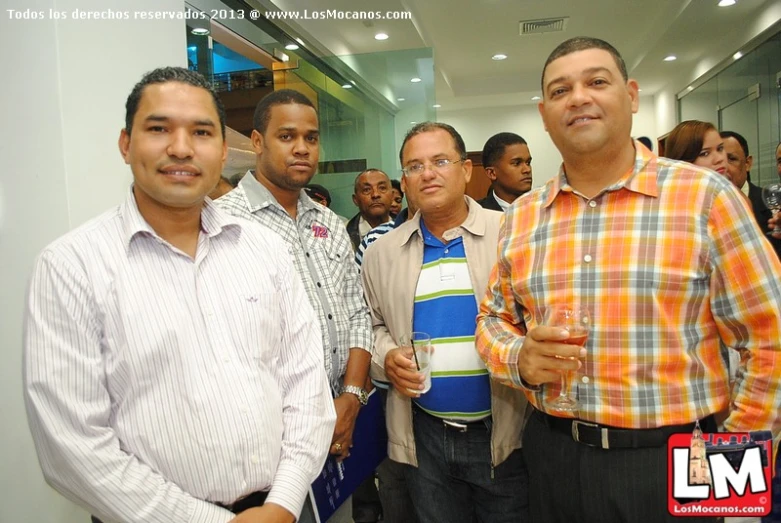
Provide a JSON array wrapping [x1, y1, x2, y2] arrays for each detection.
[[401, 158, 465, 177]]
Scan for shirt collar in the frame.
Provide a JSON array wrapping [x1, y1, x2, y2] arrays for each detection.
[[543, 140, 659, 208], [120, 186, 243, 250], [492, 190, 511, 211], [396, 195, 488, 246], [239, 170, 322, 216]]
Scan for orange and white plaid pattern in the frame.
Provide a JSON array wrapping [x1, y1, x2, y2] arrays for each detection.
[[476, 144, 781, 435]]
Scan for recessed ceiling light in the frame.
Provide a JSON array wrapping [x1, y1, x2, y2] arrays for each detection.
[[531, 96, 541, 101], [733, 51, 743, 60], [296, 38, 304, 45], [342, 84, 352, 89], [492, 54, 508, 61], [285, 43, 299, 50], [687, 86, 694, 91], [397, 98, 405, 102], [718, 0, 736, 6], [664, 55, 677, 62], [410, 121, 417, 125], [433, 104, 441, 108], [638, 88, 643, 92], [191, 27, 210, 35], [375, 33, 389, 41], [411, 77, 422, 83]]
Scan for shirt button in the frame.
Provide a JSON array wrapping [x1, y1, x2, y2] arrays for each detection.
[[251, 455, 260, 464], [332, 348, 337, 353], [328, 314, 333, 320], [584, 254, 592, 263], [240, 406, 248, 414], [581, 376, 590, 384], [588, 200, 597, 208], [444, 249, 449, 254], [223, 356, 230, 363], [316, 282, 322, 288]]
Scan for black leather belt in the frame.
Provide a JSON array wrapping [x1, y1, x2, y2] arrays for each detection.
[[413, 402, 489, 432], [537, 410, 716, 449], [216, 490, 269, 513]]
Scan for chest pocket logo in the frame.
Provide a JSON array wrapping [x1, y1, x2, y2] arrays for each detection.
[[312, 224, 329, 238]]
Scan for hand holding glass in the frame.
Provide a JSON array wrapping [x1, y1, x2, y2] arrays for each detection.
[[399, 332, 432, 394], [543, 304, 590, 413], [762, 183, 781, 235]]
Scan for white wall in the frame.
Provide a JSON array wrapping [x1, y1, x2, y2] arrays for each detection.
[[0, 1, 184, 521], [437, 95, 657, 187]]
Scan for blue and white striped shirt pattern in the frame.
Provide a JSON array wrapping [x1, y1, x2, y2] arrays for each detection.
[[413, 222, 491, 421]]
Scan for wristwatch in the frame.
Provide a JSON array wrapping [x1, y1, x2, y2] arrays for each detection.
[[340, 385, 369, 406]]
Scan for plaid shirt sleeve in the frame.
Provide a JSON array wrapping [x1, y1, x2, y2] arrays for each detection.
[[334, 224, 372, 353], [707, 184, 781, 434], [476, 216, 537, 394]]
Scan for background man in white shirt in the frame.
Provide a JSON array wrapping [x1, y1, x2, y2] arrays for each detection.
[[23, 67, 335, 523]]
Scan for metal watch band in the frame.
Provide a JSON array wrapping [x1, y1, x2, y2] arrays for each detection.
[[340, 385, 368, 405]]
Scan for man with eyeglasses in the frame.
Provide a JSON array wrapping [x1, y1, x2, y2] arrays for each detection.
[[361, 122, 529, 523], [346, 169, 394, 251]]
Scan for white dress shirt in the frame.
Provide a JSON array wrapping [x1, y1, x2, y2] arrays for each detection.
[[24, 189, 336, 523]]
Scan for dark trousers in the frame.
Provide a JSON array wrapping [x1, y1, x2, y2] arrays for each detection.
[[523, 409, 719, 523], [404, 405, 529, 523], [376, 387, 419, 523]]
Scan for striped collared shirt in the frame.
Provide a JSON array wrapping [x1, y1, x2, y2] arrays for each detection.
[[476, 144, 781, 434], [217, 172, 372, 392], [24, 189, 336, 523]]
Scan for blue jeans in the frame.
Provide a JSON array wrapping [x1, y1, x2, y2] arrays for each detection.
[[404, 406, 529, 523]]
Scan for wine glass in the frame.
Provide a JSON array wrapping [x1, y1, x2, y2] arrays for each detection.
[[543, 304, 590, 413], [762, 183, 781, 235]]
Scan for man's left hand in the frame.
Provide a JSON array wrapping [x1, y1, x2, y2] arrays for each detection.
[[228, 503, 295, 523], [330, 394, 360, 461]]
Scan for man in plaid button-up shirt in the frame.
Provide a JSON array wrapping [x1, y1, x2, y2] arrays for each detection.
[[216, 90, 372, 523], [476, 37, 781, 523]]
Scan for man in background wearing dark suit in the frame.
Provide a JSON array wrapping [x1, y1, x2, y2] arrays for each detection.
[[477, 133, 533, 211], [721, 130, 781, 260]]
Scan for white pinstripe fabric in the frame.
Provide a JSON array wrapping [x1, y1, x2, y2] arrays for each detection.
[[23, 189, 336, 523]]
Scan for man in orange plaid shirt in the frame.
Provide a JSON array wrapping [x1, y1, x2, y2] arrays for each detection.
[[476, 37, 781, 523]]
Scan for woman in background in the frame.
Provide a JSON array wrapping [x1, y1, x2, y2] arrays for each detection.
[[664, 120, 729, 180]]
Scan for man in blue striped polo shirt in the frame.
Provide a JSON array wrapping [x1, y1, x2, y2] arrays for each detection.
[[361, 122, 529, 523]]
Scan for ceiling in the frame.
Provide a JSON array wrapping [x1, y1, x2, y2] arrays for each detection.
[[259, 0, 781, 111]]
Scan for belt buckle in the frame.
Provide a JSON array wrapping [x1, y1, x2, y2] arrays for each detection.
[[443, 419, 469, 432], [571, 420, 610, 449]]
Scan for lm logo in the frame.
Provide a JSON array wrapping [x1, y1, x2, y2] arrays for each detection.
[[667, 425, 774, 517]]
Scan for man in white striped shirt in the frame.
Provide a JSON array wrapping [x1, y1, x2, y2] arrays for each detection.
[[23, 67, 335, 523]]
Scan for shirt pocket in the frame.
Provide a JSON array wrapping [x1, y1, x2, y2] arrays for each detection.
[[232, 290, 283, 369]]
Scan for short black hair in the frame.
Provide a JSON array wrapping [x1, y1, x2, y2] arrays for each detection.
[[391, 178, 403, 196], [482, 132, 527, 168], [636, 136, 653, 151], [253, 89, 317, 134], [720, 131, 749, 157], [542, 37, 628, 91], [125, 67, 226, 138], [354, 169, 389, 194], [399, 122, 467, 167]]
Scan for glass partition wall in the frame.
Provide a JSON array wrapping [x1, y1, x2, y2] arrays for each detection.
[[185, 0, 435, 218], [679, 30, 781, 186]]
